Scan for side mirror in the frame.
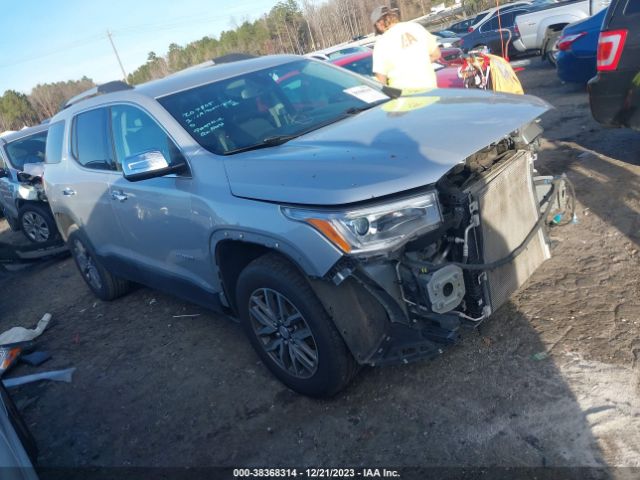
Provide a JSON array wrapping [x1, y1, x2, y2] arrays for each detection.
[[0, 168, 7, 179], [122, 150, 186, 182]]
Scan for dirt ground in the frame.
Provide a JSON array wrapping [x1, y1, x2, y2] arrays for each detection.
[[1, 61, 639, 477]]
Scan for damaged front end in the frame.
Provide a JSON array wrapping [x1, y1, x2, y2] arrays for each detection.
[[285, 122, 573, 366], [15, 164, 47, 202]]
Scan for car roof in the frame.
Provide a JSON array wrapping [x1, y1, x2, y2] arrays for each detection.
[[53, 54, 303, 119], [0, 123, 48, 145], [473, 1, 532, 24], [135, 54, 301, 98]]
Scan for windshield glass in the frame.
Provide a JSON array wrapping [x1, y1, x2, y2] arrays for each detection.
[[5, 131, 47, 170], [158, 59, 389, 155]]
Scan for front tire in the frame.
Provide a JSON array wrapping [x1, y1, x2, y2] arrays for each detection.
[[68, 230, 131, 301], [236, 254, 357, 397], [18, 203, 58, 243]]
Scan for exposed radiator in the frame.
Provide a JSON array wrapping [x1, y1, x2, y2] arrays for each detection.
[[468, 151, 550, 312]]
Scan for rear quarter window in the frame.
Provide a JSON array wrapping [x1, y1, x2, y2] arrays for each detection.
[[45, 121, 65, 164], [624, 0, 640, 14]]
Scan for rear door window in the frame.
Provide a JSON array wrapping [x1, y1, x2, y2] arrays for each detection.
[[481, 15, 500, 32], [72, 108, 115, 170]]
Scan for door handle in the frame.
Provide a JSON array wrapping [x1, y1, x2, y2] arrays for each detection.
[[62, 188, 76, 196], [111, 190, 128, 202]]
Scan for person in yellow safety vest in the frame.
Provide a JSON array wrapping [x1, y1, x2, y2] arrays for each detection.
[[371, 5, 441, 92]]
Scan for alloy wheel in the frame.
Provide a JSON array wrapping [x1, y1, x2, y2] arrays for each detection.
[[21, 211, 50, 242], [73, 239, 103, 291], [248, 288, 319, 379]]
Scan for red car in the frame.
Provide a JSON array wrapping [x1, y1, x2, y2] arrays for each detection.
[[330, 50, 464, 88]]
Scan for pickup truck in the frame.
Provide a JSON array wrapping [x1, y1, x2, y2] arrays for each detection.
[[513, 0, 610, 63]]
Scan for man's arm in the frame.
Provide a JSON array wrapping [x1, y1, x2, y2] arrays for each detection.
[[375, 73, 388, 85], [430, 46, 442, 62]]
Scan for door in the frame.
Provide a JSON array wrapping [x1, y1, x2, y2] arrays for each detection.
[[107, 104, 210, 291], [61, 107, 124, 254]]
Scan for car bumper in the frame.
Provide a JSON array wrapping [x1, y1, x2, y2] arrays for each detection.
[[588, 71, 640, 130], [513, 38, 527, 52], [556, 52, 596, 84]]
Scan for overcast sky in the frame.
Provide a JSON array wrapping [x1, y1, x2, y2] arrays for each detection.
[[0, 0, 277, 94]]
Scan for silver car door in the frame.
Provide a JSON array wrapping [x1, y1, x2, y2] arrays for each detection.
[[107, 104, 211, 291]]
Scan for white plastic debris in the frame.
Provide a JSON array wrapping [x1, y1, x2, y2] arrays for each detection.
[[3, 368, 76, 388], [0, 313, 51, 346]]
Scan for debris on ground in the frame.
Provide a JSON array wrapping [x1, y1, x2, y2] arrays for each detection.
[[3, 368, 76, 388], [20, 351, 51, 367], [0, 346, 22, 376], [0, 313, 51, 346]]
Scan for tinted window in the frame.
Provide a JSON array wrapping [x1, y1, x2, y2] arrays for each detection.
[[45, 121, 65, 164], [159, 59, 388, 155], [472, 12, 488, 25], [110, 105, 185, 169], [5, 131, 47, 170], [341, 56, 374, 77], [327, 47, 366, 59], [482, 10, 523, 31], [624, 0, 640, 14], [72, 108, 114, 170]]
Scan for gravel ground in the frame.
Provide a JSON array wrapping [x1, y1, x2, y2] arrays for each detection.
[[0, 60, 638, 477]]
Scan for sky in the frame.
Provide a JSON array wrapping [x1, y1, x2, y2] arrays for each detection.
[[0, 0, 278, 94]]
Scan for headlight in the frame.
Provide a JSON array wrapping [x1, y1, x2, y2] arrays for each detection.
[[282, 191, 441, 255]]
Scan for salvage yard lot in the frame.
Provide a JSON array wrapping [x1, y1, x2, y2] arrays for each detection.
[[1, 61, 639, 472]]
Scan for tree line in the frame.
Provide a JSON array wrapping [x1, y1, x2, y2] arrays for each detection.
[[1, 0, 493, 131]]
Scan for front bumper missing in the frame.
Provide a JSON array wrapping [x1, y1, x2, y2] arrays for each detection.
[[311, 151, 567, 367]]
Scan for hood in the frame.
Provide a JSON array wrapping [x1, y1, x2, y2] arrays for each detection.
[[223, 88, 551, 206]]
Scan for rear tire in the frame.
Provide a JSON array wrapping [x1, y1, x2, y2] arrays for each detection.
[[18, 203, 58, 243], [542, 29, 562, 67], [236, 253, 357, 397], [68, 230, 131, 301]]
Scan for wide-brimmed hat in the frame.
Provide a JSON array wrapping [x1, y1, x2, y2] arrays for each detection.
[[370, 5, 399, 24]]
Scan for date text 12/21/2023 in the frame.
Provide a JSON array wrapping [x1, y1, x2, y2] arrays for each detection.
[[233, 468, 401, 478]]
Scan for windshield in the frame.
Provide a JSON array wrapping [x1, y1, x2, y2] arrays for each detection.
[[158, 59, 389, 155], [4, 131, 47, 170]]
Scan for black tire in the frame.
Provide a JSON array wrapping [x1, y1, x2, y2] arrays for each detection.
[[236, 253, 357, 398], [18, 203, 59, 243], [542, 29, 562, 67], [68, 229, 131, 301]]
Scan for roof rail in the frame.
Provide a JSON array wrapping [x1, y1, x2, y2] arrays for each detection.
[[63, 81, 133, 109]]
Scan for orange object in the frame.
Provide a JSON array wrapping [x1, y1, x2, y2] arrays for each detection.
[[307, 219, 352, 253], [0, 347, 21, 374]]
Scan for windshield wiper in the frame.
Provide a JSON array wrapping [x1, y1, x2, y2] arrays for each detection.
[[344, 99, 388, 115], [223, 134, 299, 155]]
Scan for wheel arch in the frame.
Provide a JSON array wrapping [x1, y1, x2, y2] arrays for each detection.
[[215, 239, 318, 314]]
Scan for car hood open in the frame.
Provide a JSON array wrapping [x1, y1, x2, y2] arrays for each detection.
[[223, 88, 551, 206]]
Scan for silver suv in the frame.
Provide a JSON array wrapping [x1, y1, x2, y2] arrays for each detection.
[[44, 55, 561, 397], [0, 124, 59, 243]]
